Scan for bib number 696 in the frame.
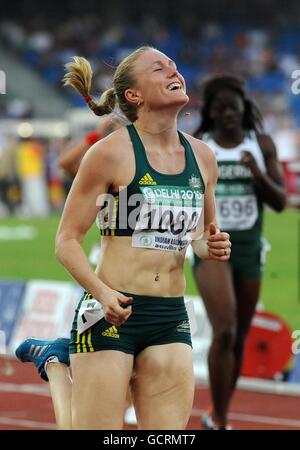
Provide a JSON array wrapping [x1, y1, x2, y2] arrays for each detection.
[[219, 198, 255, 218]]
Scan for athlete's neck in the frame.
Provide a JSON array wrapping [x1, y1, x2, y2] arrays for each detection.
[[134, 112, 180, 150], [212, 128, 245, 148]]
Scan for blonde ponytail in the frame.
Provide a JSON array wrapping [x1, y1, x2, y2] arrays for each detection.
[[63, 56, 117, 116], [63, 47, 155, 122]]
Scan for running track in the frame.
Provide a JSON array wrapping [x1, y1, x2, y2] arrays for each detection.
[[0, 357, 299, 430]]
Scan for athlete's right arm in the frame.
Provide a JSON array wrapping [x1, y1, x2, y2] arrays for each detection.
[[55, 136, 132, 326], [190, 139, 231, 261], [58, 137, 90, 177]]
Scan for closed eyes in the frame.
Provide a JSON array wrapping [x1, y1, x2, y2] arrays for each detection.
[[152, 60, 177, 72]]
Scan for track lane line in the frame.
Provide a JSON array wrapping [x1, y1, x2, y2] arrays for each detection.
[[192, 408, 300, 428], [0, 417, 56, 429]]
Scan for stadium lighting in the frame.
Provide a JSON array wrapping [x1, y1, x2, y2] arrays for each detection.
[[53, 122, 69, 138], [17, 122, 33, 138]]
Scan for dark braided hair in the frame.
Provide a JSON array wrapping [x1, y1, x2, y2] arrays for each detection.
[[195, 74, 264, 136]]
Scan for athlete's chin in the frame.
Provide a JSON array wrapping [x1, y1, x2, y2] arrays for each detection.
[[177, 93, 189, 105], [150, 95, 189, 113], [168, 94, 189, 109]]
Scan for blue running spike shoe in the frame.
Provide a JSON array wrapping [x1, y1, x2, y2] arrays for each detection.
[[15, 337, 70, 381]]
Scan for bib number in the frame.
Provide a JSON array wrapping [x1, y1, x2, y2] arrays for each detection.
[[132, 185, 204, 252], [216, 195, 258, 230]]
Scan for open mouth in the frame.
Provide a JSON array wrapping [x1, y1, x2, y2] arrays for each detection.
[[167, 82, 182, 91]]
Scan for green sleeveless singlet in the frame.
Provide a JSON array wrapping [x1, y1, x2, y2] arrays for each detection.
[[97, 124, 205, 252]]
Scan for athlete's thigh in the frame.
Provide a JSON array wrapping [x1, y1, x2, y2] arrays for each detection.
[[132, 343, 194, 430], [71, 350, 134, 429], [194, 260, 236, 331]]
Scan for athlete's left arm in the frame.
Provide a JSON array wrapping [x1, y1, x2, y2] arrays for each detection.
[[242, 134, 286, 211], [190, 140, 231, 261]]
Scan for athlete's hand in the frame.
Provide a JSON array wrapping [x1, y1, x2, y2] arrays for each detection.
[[240, 150, 261, 178], [192, 223, 231, 261], [207, 223, 231, 261], [100, 288, 133, 326]]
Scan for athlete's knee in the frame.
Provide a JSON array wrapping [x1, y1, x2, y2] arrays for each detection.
[[234, 332, 248, 359], [71, 411, 81, 430], [212, 325, 236, 352], [71, 402, 89, 430]]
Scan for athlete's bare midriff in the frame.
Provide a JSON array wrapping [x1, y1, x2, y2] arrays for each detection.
[[95, 235, 187, 297]]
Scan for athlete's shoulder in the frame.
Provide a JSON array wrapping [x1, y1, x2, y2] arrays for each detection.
[[182, 132, 216, 164], [255, 132, 278, 158], [92, 125, 130, 150], [83, 126, 131, 165]]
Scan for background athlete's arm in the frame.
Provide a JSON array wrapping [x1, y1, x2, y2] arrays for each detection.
[[55, 135, 132, 325], [58, 114, 120, 177], [241, 134, 286, 211], [191, 142, 231, 261]]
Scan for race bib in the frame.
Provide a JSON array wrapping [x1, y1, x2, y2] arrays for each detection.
[[132, 185, 204, 252], [132, 230, 192, 252], [216, 182, 258, 230], [77, 298, 104, 334]]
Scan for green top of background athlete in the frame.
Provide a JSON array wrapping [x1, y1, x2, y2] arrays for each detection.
[[193, 74, 286, 430]]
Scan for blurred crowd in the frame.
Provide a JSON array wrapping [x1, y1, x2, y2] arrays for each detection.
[[0, 1, 300, 215], [1, 3, 300, 127], [0, 135, 69, 217]]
